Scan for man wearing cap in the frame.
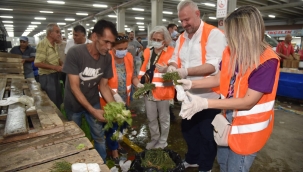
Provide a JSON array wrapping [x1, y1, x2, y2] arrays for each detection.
[[10, 36, 36, 78]]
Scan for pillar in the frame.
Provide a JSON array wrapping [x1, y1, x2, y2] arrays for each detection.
[[117, 8, 126, 33], [151, 0, 163, 29]]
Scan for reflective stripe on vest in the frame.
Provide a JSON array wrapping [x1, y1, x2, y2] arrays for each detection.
[[231, 115, 272, 134], [237, 100, 274, 117], [139, 47, 175, 100]]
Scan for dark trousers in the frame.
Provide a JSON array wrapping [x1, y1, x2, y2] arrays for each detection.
[[181, 108, 221, 171], [39, 72, 63, 109]]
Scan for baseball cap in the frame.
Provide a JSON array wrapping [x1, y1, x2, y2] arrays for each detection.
[[19, 36, 28, 42]]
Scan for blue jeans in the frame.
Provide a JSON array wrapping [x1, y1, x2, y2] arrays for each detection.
[[65, 103, 107, 162], [105, 122, 128, 150], [217, 110, 257, 172]]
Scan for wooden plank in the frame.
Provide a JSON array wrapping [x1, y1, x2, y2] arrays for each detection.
[[3, 78, 28, 137], [0, 57, 23, 63], [0, 122, 84, 153], [0, 68, 23, 74], [0, 62, 23, 69], [0, 77, 7, 100], [0, 52, 22, 58], [0, 73, 24, 79], [30, 114, 41, 129], [0, 110, 37, 120], [19, 149, 110, 172], [0, 137, 93, 172], [27, 81, 63, 130]]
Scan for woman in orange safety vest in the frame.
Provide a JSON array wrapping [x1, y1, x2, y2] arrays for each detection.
[[99, 33, 142, 165], [177, 6, 280, 171], [138, 26, 175, 149]]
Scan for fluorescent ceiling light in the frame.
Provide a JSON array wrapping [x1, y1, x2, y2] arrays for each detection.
[[92, 19, 96, 22], [136, 22, 144, 25], [0, 8, 13, 11], [68, 28, 72, 30], [31, 22, 41, 24], [203, 3, 216, 7], [135, 17, 144, 20], [125, 28, 130, 30], [132, 8, 144, 11], [93, 4, 108, 8], [163, 11, 173, 14], [76, 13, 88, 16], [178, 20, 181, 23], [268, 15, 275, 18], [43, 30, 46, 31], [138, 26, 145, 28], [65, 18, 75, 21], [139, 29, 145, 31], [57, 22, 66, 25], [47, 1, 65, 4], [40, 11, 53, 13], [0, 16, 13, 18], [25, 30, 33, 32], [35, 17, 46, 20], [209, 17, 217, 20], [162, 19, 166, 22], [28, 25, 37, 27], [86, 24, 90, 26], [4, 24, 13, 27], [90, 27, 94, 29], [2, 21, 13, 23], [7, 32, 14, 37], [108, 15, 117, 18], [125, 25, 128, 27]]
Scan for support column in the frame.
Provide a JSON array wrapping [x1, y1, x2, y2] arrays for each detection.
[[227, 0, 237, 14], [64, 28, 68, 38], [117, 8, 126, 33], [151, 0, 163, 29]]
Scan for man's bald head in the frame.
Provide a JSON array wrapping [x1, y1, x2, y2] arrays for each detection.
[[285, 34, 292, 44]]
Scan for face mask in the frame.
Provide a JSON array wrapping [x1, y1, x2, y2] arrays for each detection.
[[150, 41, 163, 49], [115, 49, 128, 58], [171, 30, 178, 38]]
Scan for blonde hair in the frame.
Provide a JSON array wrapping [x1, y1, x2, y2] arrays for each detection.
[[224, 5, 268, 76]]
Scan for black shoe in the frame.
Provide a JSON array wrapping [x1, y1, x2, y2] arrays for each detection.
[[112, 157, 120, 165], [117, 147, 128, 155]]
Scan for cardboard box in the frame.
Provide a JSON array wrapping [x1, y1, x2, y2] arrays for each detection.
[[283, 59, 299, 68]]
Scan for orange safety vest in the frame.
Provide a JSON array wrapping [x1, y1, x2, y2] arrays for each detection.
[[177, 22, 220, 93], [99, 50, 134, 107], [138, 47, 175, 100], [220, 47, 280, 155]]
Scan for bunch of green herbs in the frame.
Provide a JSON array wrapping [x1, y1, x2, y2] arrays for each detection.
[[162, 72, 181, 85], [50, 160, 71, 172], [133, 83, 155, 99]]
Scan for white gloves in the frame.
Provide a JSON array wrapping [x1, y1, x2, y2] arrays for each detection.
[[179, 92, 208, 120], [177, 79, 192, 91], [136, 83, 144, 88], [167, 65, 177, 72], [155, 62, 168, 73], [113, 93, 125, 104], [176, 68, 188, 79]]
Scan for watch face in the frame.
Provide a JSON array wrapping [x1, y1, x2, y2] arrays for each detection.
[[218, 0, 227, 8]]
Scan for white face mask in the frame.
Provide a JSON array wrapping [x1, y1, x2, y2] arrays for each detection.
[[150, 41, 163, 49], [115, 49, 128, 58], [171, 30, 178, 38]]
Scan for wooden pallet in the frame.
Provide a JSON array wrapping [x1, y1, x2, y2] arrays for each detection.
[[0, 77, 64, 144], [0, 52, 24, 75], [0, 121, 109, 172]]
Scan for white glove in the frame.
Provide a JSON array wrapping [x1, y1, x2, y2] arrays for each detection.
[[155, 62, 168, 73], [167, 65, 177, 73], [136, 83, 144, 88], [176, 68, 188, 79], [177, 79, 192, 91], [113, 93, 125, 104], [179, 92, 208, 120]]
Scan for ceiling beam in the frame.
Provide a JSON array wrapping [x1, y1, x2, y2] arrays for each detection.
[[258, 1, 303, 10]]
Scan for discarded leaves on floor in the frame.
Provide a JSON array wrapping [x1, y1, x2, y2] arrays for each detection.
[[141, 149, 176, 171], [50, 160, 71, 172]]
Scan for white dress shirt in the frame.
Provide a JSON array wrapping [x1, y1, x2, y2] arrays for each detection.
[[64, 38, 92, 54], [169, 20, 227, 99]]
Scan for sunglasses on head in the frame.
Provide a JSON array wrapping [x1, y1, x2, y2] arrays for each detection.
[[116, 36, 129, 41]]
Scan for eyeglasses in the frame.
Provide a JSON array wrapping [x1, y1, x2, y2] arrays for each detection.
[[116, 36, 129, 41]]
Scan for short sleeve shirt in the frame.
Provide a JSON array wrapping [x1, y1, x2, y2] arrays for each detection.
[[63, 44, 113, 112], [127, 40, 142, 57], [10, 46, 36, 78], [34, 38, 60, 75]]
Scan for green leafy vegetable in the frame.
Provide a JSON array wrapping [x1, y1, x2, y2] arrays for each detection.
[[103, 102, 132, 141], [133, 83, 156, 99], [162, 72, 181, 85], [76, 143, 85, 150]]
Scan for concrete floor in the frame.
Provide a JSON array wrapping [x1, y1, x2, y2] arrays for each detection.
[[117, 98, 303, 172]]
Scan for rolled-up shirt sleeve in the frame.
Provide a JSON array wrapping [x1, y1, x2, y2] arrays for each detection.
[[205, 29, 227, 75], [168, 37, 181, 65]]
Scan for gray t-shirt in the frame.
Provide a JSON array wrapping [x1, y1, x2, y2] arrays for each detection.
[[63, 44, 113, 112], [127, 40, 142, 58], [10, 46, 36, 78]]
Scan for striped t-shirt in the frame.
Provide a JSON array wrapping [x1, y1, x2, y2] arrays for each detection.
[[35, 38, 59, 75]]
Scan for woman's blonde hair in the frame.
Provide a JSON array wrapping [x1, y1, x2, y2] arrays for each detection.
[[224, 5, 268, 76]]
